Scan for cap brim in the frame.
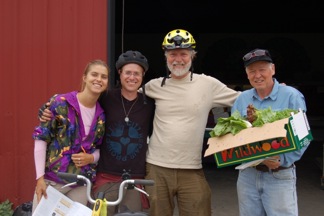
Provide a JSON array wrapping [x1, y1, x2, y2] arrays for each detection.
[[244, 56, 273, 67]]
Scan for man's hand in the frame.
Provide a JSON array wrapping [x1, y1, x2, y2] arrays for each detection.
[[263, 156, 281, 169], [38, 102, 52, 122]]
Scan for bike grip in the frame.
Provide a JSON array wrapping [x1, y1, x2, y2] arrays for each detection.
[[57, 172, 78, 182], [134, 179, 155, 186]]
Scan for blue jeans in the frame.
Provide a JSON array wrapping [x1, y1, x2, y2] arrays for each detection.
[[237, 165, 298, 216]]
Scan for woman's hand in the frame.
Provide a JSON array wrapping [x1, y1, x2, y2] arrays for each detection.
[[71, 152, 94, 168], [35, 176, 47, 202]]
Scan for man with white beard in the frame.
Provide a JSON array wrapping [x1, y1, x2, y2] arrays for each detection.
[[142, 29, 241, 216]]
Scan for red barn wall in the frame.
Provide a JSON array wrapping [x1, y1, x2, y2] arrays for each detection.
[[0, 0, 108, 207]]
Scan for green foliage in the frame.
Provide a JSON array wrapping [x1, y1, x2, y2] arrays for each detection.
[[0, 199, 14, 216], [210, 107, 298, 137], [251, 107, 297, 127], [210, 111, 252, 137]]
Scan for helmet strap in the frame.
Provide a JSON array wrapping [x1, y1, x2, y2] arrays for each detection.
[[161, 65, 171, 87], [190, 64, 194, 81], [142, 84, 147, 104]]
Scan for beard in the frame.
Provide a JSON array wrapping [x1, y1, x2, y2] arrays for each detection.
[[167, 61, 191, 77]]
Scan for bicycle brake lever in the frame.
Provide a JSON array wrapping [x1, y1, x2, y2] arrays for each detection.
[[133, 186, 149, 197], [61, 181, 77, 188]]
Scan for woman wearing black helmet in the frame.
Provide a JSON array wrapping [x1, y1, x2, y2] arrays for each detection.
[[92, 50, 155, 214]]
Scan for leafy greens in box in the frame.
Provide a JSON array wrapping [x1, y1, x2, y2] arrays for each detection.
[[205, 109, 313, 167], [210, 106, 298, 137]]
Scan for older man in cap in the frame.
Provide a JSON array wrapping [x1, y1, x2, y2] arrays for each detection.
[[231, 48, 308, 216]]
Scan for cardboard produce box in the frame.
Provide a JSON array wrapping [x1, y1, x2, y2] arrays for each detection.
[[204, 110, 313, 167]]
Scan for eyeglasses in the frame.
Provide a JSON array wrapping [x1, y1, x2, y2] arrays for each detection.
[[122, 71, 143, 78], [243, 50, 269, 61]]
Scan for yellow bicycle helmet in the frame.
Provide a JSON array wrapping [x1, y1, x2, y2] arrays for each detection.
[[162, 29, 196, 50]]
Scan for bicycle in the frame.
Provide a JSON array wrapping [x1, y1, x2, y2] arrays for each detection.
[[57, 172, 154, 216]]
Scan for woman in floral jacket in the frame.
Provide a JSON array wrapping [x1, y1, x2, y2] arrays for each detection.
[[31, 60, 109, 212]]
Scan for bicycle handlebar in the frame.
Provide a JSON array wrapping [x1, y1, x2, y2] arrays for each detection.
[[57, 172, 79, 183], [57, 172, 154, 206], [131, 179, 154, 186]]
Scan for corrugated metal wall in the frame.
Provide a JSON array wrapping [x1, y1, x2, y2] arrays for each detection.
[[0, 0, 107, 207]]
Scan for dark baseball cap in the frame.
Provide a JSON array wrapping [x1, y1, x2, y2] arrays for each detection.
[[243, 49, 273, 67]]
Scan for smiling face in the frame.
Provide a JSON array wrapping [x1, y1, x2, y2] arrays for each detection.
[[83, 64, 109, 94], [245, 61, 275, 98], [165, 48, 193, 79], [119, 63, 144, 93]]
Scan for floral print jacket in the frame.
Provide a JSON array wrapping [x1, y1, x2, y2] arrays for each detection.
[[32, 91, 105, 183]]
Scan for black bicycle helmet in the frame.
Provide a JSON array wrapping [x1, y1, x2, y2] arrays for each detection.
[[115, 50, 149, 73]]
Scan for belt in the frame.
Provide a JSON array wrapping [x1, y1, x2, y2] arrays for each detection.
[[254, 164, 293, 172]]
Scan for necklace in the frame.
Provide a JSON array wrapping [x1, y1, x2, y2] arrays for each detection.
[[121, 93, 139, 123]]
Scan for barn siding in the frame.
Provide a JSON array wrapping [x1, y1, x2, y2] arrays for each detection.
[[0, 0, 108, 207]]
